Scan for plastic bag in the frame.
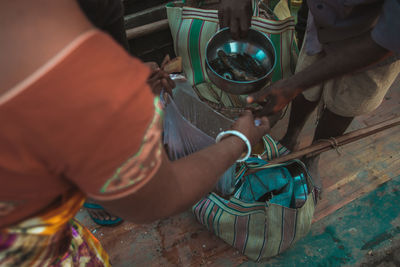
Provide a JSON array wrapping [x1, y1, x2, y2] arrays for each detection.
[[162, 78, 236, 195]]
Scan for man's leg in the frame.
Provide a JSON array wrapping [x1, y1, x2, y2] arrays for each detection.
[[304, 108, 354, 195], [313, 108, 354, 142], [280, 27, 324, 151], [280, 94, 319, 151]]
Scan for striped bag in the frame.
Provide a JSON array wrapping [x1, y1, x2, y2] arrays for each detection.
[[192, 136, 317, 262], [166, 1, 298, 116]]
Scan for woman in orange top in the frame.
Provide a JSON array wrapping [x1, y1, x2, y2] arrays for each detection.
[[77, 0, 176, 226], [0, 0, 269, 266]]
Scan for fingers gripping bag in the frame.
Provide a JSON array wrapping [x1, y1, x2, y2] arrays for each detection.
[[162, 77, 237, 195]]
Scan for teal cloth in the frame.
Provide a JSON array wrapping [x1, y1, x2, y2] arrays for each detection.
[[235, 158, 308, 208]]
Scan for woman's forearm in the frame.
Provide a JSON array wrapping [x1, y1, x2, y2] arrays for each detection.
[[168, 135, 246, 209], [99, 135, 247, 223]]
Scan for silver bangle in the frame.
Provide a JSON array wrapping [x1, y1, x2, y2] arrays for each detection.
[[216, 130, 252, 162]]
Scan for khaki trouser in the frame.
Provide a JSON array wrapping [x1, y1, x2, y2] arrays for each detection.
[[297, 46, 400, 117]]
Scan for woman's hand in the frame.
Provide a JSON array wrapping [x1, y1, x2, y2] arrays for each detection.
[[231, 110, 270, 146], [146, 62, 175, 95]]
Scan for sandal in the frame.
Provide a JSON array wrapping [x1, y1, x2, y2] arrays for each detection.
[[83, 202, 123, 226]]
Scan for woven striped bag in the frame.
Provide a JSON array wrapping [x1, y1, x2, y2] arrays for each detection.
[[192, 136, 317, 262], [166, 0, 298, 117]]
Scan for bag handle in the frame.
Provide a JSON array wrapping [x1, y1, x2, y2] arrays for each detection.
[[179, 0, 260, 16]]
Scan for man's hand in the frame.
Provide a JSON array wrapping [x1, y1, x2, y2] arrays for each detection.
[[232, 110, 270, 146], [218, 0, 252, 39], [247, 80, 301, 116], [146, 62, 175, 95], [248, 30, 392, 117]]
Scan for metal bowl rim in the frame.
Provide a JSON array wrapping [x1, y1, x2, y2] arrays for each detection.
[[205, 27, 277, 85]]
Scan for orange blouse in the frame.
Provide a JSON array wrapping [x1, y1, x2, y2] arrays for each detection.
[[0, 30, 163, 228]]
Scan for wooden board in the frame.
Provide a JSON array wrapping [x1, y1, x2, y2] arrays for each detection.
[[75, 78, 400, 266]]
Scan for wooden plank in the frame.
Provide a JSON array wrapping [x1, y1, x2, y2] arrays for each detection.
[[313, 128, 400, 222], [76, 80, 400, 266], [76, 126, 400, 266], [124, 4, 167, 29], [126, 19, 169, 40]]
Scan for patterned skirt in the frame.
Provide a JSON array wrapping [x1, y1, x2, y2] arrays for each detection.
[[0, 192, 110, 267]]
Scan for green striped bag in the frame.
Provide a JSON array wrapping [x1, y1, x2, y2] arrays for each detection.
[[192, 136, 317, 262], [166, 1, 298, 115]]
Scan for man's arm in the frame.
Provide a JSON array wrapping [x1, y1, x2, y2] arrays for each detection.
[[248, 31, 392, 115]]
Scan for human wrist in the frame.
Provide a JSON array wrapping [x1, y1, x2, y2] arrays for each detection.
[[279, 75, 301, 91], [226, 134, 247, 151], [216, 130, 251, 162]]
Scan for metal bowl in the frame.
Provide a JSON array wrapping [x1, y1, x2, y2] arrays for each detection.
[[205, 28, 276, 95]]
